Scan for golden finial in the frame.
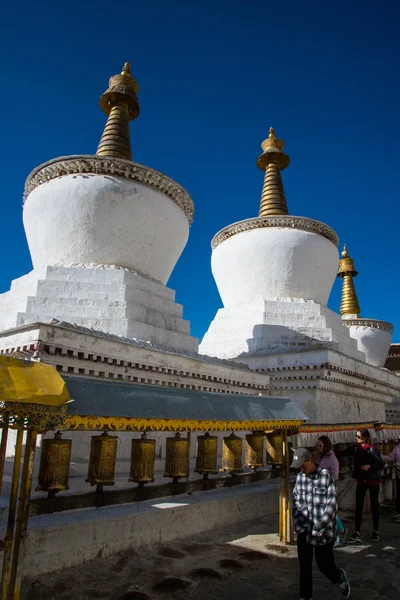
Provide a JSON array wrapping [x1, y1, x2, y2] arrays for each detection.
[[96, 62, 140, 161], [337, 244, 360, 317], [257, 126, 290, 217]]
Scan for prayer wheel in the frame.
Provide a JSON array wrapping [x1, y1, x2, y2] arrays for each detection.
[[129, 432, 156, 486], [376, 442, 384, 455], [245, 432, 264, 470], [36, 431, 72, 497], [266, 432, 283, 465], [86, 431, 118, 491], [221, 433, 242, 473], [164, 432, 189, 481], [195, 432, 218, 478], [383, 442, 391, 455]]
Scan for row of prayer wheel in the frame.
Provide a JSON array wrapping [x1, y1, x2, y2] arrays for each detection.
[[36, 431, 285, 496]]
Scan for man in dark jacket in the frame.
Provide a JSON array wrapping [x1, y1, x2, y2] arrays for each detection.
[[292, 448, 350, 600]]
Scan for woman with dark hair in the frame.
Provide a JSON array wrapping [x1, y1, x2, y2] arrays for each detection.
[[340, 428, 383, 542], [316, 436, 347, 541]]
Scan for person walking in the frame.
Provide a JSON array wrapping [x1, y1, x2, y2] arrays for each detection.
[[316, 436, 347, 542], [381, 436, 400, 523], [340, 428, 383, 542], [291, 448, 351, 599]]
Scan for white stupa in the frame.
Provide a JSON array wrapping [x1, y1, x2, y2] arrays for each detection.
[[200, 127, 365, 361], [337, 244, 393, 367], [0, 63, 198, 352]]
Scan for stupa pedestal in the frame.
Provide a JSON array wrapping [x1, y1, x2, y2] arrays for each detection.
[[0, 264, 197, 351]]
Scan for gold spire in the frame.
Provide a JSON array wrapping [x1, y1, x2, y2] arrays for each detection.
[[337, 244, 361, 317], [96, 63, 140, 161], [256, 127, 290, 217]]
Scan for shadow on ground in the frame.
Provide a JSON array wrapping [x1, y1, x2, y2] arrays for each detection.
[[22, 506, 400, 600]]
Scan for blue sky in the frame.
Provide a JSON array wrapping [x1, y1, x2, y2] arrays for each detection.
[[1, 1, 399, 343]]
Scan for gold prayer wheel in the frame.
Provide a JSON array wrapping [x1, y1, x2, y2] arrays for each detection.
[[86, 431, 118, 492], [164, 432, 189, 482], [221, 433, 243, 473], [383, 442, 391, 455], [36, 432, 72, 497], [266, 432, 283, 465], [195, 432, 218, 478], [245, 432, 264, 470], [129, 432, 156, 486]]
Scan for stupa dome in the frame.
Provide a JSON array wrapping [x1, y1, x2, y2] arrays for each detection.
[[22, 63, 194, 285], [210, 128, 339, 308]]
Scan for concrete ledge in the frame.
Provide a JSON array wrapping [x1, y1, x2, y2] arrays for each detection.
[[14, 480, 280, 577]]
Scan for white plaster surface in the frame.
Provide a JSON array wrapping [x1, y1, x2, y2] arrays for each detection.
[[200, 299, 365, 361], [0, 266, 198, 351], [23, 175, 189, 284], [211, 227, 338, 307], [240, 348, 400, 425], [347, 324, 392, 367]]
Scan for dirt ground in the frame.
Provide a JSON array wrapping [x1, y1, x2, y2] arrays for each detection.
[[22, 505, 400, 600]]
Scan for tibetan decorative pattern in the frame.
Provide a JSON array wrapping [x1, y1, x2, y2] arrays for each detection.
[[86, 432, 118, 486], [23, 155, 194, 225], [211, 216, 338, 249], [59, 416, 305, 432], [164, 434, 189, 479], [245, 432, 265, 469], [195, 433, 218, 475], [221, 433, 243, 473], [0, 401, 68, 430], [36, 432, 72, 493], [129, 435, 156, 484], [342, 319, 393, 332]]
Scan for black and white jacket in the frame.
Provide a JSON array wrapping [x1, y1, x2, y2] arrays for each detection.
[[293, 466, 337, 545]]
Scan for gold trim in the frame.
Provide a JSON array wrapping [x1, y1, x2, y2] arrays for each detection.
[[60, 415, 305, 432], [0, 402, 67, 429], [298, 422, 375, 433]]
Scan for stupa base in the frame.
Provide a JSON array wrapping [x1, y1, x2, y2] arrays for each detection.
[[200, 299, 365, 361]]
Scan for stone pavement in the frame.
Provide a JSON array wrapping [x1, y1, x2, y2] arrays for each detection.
[[21, 504, 400, 600]]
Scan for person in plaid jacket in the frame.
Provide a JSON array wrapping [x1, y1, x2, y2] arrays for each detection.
[[291, 448, 350, 599]]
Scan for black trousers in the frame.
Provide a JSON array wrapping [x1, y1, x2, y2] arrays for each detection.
[[355, 484, 380, 532], [297, 531, 341, 599], [396, 475, 400, 514]]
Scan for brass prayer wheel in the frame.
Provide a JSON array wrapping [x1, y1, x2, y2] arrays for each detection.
[[129, 432, 156, 486], [36, 431, 72, 497], [86, 431, 118, 491], [266, 432, 283, 465], [245, 432, 264, 469], [195, 432, 218, 477], [221, 432, 242, 473], [383, 442, 391, 455], [164, 432, 189, 481]]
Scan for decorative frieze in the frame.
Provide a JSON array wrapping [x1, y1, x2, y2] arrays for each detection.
[[342, 318, 393, 333], [24, 155, 194, 224], [211, 215, 338, 249]]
